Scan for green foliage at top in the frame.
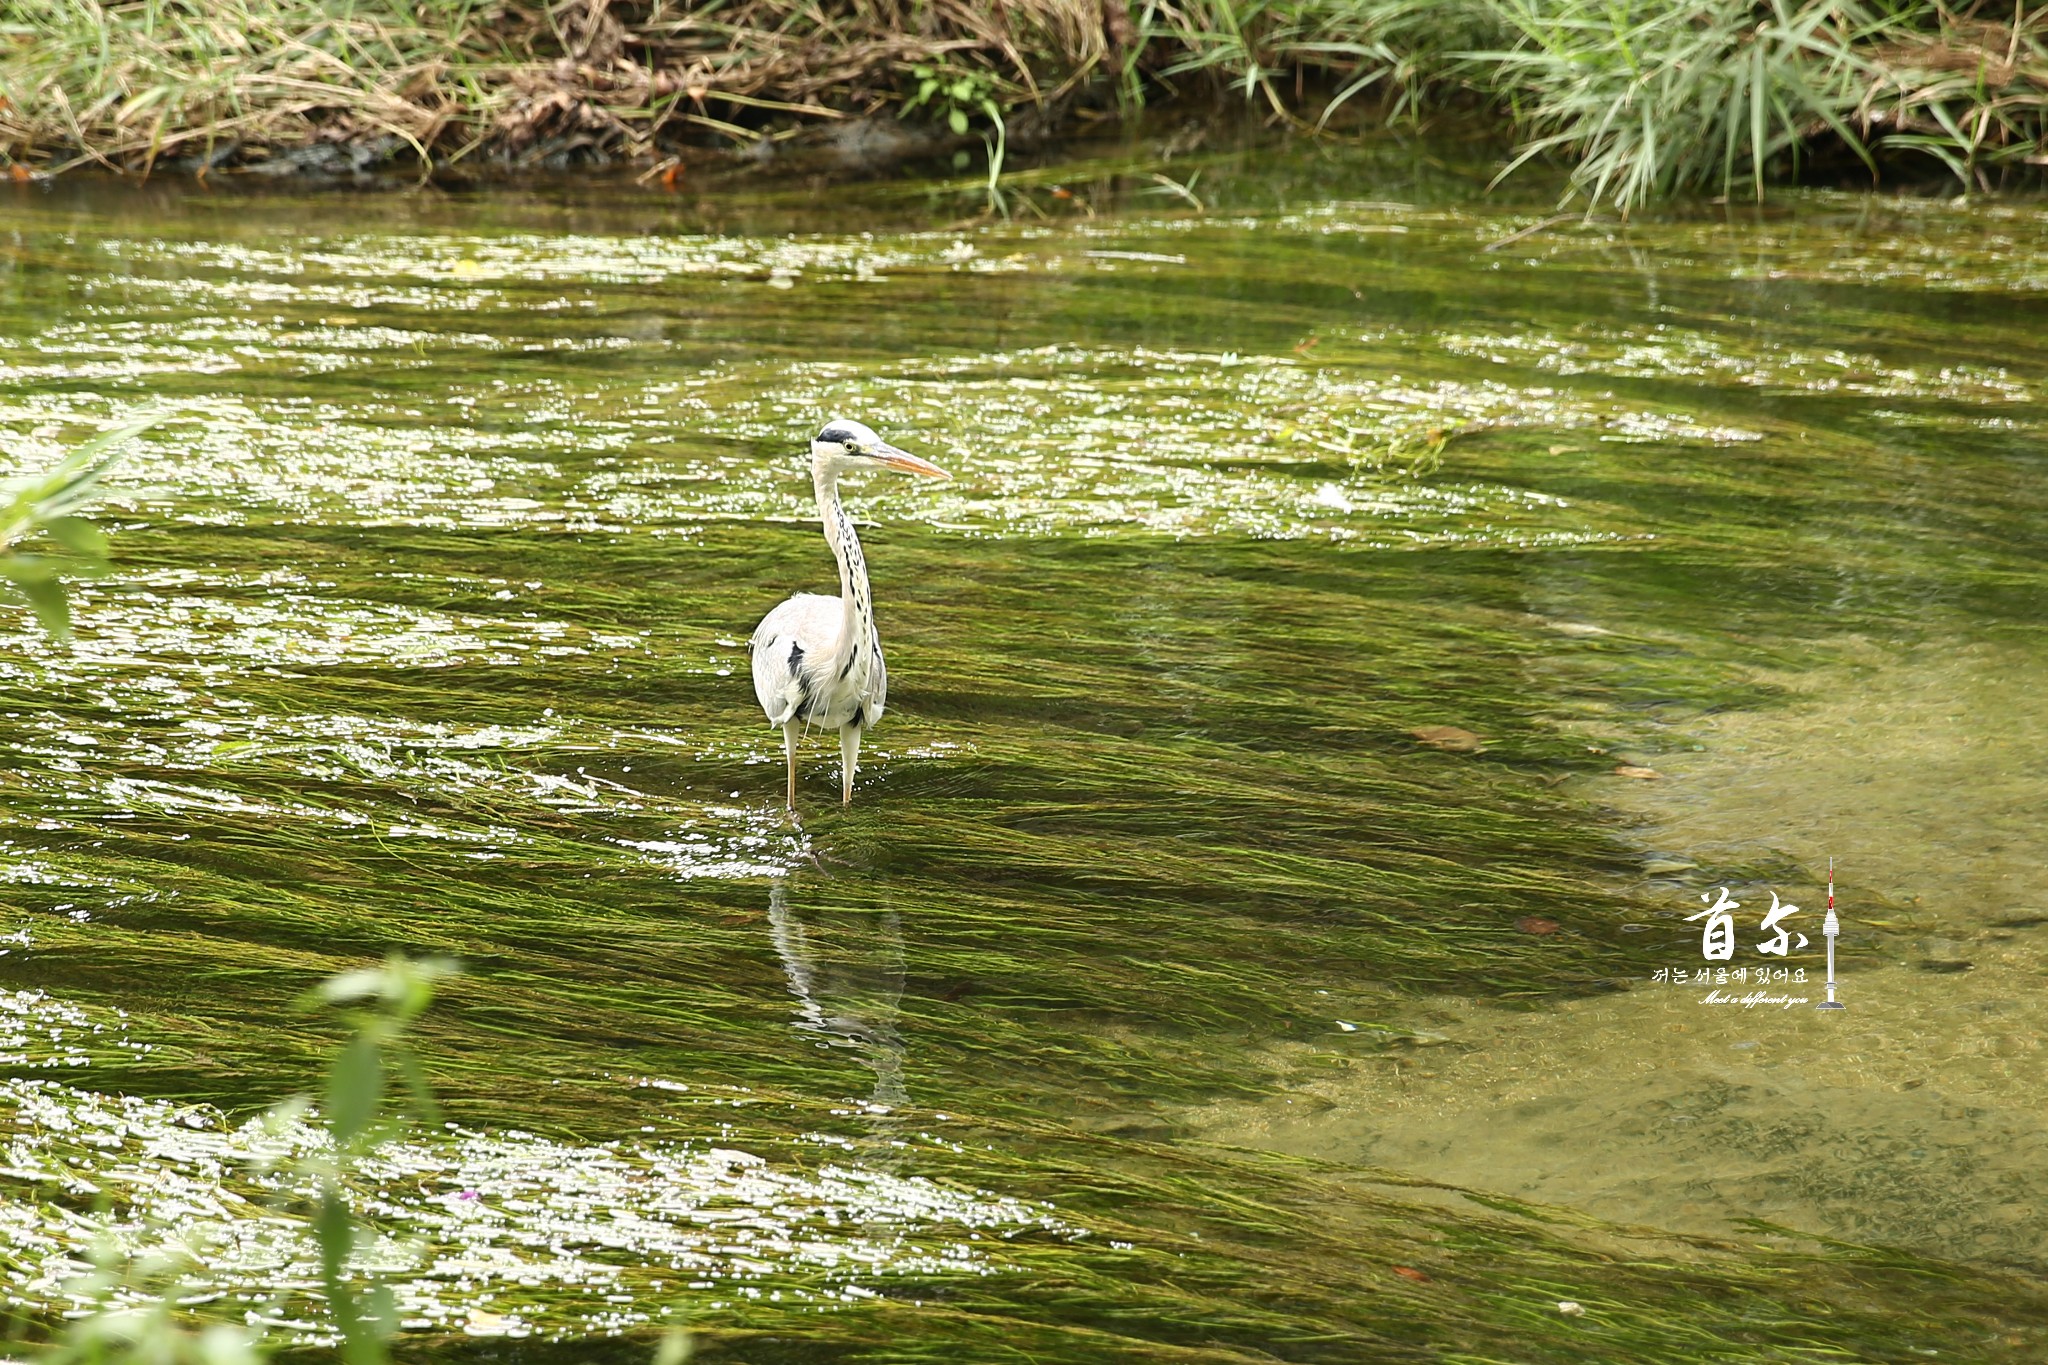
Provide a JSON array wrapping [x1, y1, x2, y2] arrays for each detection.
[[1866, 0, 2048, 186], [1132, 0, 2048, 212]]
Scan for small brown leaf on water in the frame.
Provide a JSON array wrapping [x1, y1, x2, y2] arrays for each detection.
[[1614, 765, 1661, 779], [1515, 917, 1560, 935], [1410, 725, 1485, 753], [1391, 1265, 1431, 1283]]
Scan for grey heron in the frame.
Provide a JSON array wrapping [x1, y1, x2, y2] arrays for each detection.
[[749, 419, 948, 809]]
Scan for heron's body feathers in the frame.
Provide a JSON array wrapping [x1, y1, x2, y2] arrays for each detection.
[[749, 592, 887, 732]]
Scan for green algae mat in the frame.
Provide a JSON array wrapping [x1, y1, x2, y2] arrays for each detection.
[[2, 139, 2046, 1361]]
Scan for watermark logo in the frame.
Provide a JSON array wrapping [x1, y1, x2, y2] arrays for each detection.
[[1684, 885, 1809, 959], [1701, 986, 1810, 1010], [1817, 857, 1845, 1011], [1653, 963, 1808, 1009], [1655, 859, 1846, 1011]]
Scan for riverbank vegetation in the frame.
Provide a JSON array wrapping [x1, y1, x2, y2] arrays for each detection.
[[2, 1, 2045, 207]]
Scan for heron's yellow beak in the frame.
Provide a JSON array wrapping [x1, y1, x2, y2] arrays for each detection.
[[875, 446, 949, 479]]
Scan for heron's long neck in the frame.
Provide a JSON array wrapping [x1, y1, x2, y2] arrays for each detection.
[[815, 465, 876, 670]]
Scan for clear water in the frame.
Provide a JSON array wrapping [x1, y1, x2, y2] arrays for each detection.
[[1, 137, 2045, 1361]]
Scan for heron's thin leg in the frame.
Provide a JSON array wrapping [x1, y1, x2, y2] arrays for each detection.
[[839, 725, 861, 806], [782, 721, 799, 811]]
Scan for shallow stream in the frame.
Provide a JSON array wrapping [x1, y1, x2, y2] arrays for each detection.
[[2, 136, 2044, 1361]]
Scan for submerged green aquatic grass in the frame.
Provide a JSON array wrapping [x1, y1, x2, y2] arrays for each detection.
[[10, 989, 2048, 1364], [0, 145, 2044, 1359]]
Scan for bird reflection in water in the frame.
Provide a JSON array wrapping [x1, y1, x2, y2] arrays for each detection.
[[766, 880, 908, 1110]]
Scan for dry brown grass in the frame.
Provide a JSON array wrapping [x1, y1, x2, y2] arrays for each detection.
[[1863, 6, 2048, 177], [0, 0, 1123, 174]]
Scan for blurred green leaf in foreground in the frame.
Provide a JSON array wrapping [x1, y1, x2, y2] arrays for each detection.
[[29, 955, 463, 1365], [0, 413, 163, 639]]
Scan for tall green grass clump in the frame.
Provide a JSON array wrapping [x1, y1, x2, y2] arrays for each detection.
[[1472, 0, 1878, 209], [1470, 0, 2048, 211], [1123, 0, 1501, 125]]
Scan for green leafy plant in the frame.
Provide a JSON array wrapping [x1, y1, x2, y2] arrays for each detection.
[[1, 414, 162, 638], [903, 62, 1012, 212], [34, 1233, 264, 1365], [32, 955, 460, 1365], [292, 954, 462, 1365], [903, 62, 1006, 139]]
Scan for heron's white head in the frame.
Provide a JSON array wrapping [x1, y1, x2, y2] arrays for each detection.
[[810, 418, 949, 480]]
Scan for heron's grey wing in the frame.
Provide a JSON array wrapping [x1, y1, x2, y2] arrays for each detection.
[[750, 593, 842, 726]]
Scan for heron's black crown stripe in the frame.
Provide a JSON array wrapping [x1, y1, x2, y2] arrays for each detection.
[[817, 427, 859, 445]]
